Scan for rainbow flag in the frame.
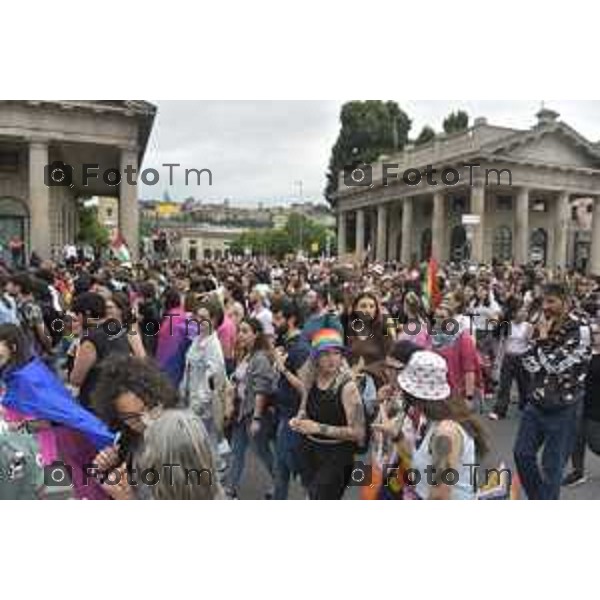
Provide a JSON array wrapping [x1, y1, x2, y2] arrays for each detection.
[[423, 257, 442, 312]]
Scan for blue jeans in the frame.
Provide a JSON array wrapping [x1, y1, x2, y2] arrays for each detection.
[[514, 402, 579, 500], [273, 416, 301, 500], [228, 413, 275, 495]]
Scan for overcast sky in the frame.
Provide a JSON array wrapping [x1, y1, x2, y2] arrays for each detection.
[[139, 100, 600, 206]]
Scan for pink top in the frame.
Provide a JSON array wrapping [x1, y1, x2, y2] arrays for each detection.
[[434, 332, 481, 397], [218, 315, 237, 360]]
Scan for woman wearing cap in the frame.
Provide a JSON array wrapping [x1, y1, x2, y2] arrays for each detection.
[[290, 328, 365, 500], [396, 351, 489, 500]]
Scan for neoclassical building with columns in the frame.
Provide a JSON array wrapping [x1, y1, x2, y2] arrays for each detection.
[[0, 100, 156, 261], [335, 108, 600, 275]]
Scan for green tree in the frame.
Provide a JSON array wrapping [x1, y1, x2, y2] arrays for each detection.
[[77, 206, 110, 249], [284, 213, 330, 255], [324, 101, 412, 204], [230, 213, 334, 258], [415, 125, 436, 146], [442, 110, 469, 134]]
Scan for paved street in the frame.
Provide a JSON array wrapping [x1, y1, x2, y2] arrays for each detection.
[[238, 403, 600, 500], [46, 402, 600, 500]]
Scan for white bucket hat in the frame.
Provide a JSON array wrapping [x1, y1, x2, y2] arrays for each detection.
[[397, 351, 451, 401]]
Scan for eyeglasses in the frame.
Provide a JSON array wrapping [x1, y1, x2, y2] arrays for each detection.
[[119, 405, 163, 427]]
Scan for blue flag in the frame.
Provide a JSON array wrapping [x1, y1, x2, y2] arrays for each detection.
[[1, 358, 115, 450]]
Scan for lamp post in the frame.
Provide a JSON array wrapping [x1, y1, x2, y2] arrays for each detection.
[[294, 180, 304, 256]]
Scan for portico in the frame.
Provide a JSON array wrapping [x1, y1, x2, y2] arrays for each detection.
[[335, 109, 600, 274], [0, 101, 155, 262]]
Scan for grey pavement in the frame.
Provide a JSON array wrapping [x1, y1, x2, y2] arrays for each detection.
[[238, 403, 600, 500]]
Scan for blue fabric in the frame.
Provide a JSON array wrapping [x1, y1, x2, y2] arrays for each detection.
[[2, 358, 115, 450]]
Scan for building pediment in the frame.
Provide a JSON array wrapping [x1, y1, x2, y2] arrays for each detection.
[[483, 122, 600, 170]]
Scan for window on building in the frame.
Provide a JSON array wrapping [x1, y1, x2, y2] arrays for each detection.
[[420, 228, 432, 261], [587, 204, 593, 213], [532, 199, 547, 212], [571, 206, 578, 222], [497, 196, 513, 211], [493, 226, 513, 262], [0, 150, 18, 171], [451, 197, 466, 214], [106, 208, 113, 218], [530, 228, 548, 265]]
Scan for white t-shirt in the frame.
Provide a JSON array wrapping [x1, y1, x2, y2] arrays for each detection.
[[505, 321, 532, 355], [252, 306, 274, 336]]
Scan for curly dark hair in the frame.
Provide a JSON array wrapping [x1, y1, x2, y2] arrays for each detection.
[[91, 356, 179, 429]]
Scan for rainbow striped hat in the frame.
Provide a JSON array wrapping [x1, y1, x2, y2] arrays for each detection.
[[311, 328, 345, 357]]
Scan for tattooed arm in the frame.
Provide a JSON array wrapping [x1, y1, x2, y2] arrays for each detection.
[[314, 381, 365, 445], [428, 420, 462, 500]]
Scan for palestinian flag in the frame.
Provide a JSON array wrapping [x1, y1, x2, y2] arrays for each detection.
[[111, 230, 131, 263]]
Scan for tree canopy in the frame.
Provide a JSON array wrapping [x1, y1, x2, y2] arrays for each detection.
[[415, 125, 436, 146], [77, 205, 110, 248], [229, 213, 334, 258], [442, 110, 469, 134], [324, 101, 411, 204]]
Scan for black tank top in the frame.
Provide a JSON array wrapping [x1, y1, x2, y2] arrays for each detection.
[[306, 375, 351, 445]]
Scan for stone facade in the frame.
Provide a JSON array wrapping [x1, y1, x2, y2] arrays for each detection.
[[0, 100, 155, 261], [334, 108, 600, 274], [174, 225, 245, 260]]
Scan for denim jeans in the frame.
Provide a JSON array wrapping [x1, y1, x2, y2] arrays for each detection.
[[514, 401, 579, 500], [228, 413, 275, 495], [273, 415, 301, 500]]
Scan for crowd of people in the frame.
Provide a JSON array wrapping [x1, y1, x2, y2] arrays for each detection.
[[1, 250, 599, 500]]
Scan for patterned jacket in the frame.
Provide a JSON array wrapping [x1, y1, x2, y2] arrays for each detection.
[[521, 313, 591, 409]]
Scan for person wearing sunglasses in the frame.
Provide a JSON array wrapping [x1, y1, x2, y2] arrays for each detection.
[[90, 356, 178, 499]]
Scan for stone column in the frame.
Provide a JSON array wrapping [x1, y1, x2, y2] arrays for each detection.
[[337, 211, 347, 256], [119, 147, 139, 261], [376, 204, 388, 262], [554, 190, 570, 270], [387, 203, 399, 261], [514, 187, 530, 265], [355, 208, 365, 259], [590, 196, 600, 276], [431, 191, 445, 261], [470, 183, 485, 263], [28, 140, 51, 260], [401, 196, 413, 264]]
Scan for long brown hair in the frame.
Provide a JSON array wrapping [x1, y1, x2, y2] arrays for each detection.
[[417, 396, 490, 457]]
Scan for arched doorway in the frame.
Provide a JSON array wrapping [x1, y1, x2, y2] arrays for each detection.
[[450, 225, 468, 262], [0, 197, 29, 266], [204, 248, 212, 260], [420, 228, 432, 261], [493, 226, 513, 263], [530, 228, 548, 265]]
